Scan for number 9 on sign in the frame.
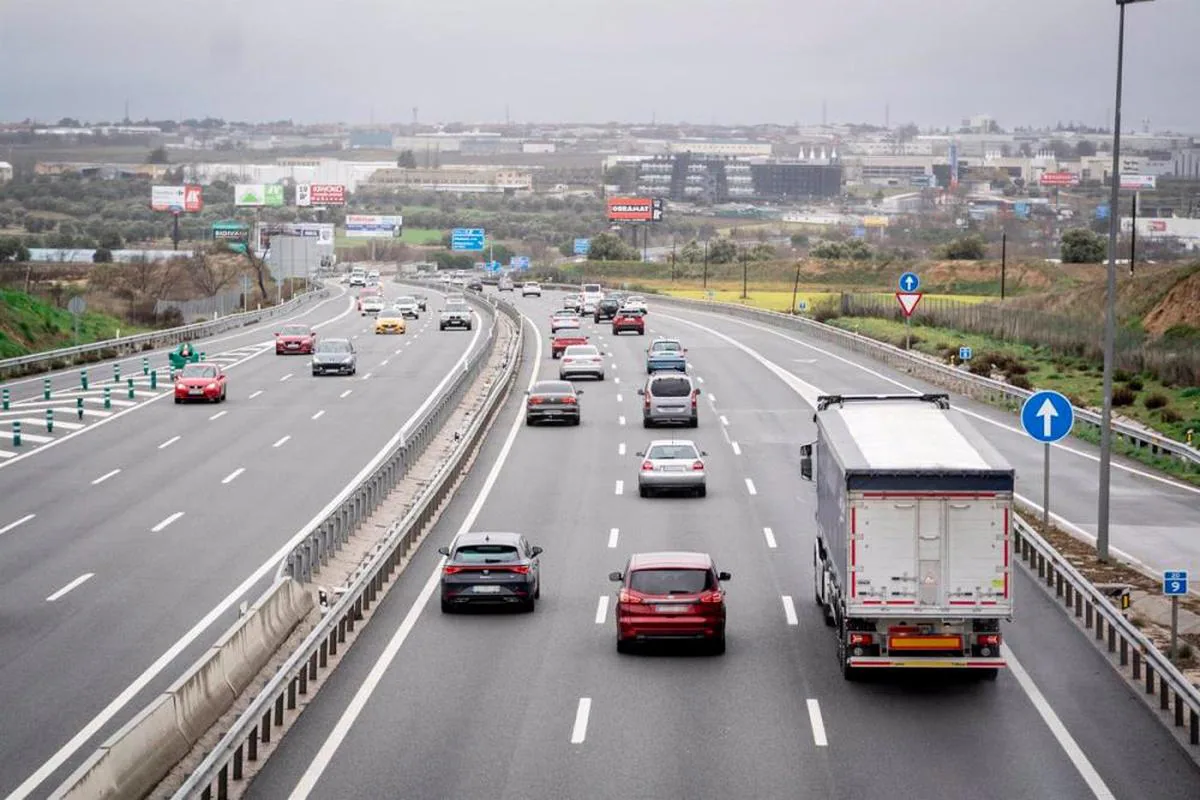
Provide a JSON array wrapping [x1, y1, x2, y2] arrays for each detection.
[[1163, 570, 1188, 596]]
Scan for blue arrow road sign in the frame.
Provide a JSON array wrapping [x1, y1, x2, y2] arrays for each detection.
[[574, 238, 591, 255], [1164, 571, 1188, 596], [959, 346, 972, 361], [451, 228, 486, 251], [1020, 390, 1074, 444], [899, 271, 920, 292]]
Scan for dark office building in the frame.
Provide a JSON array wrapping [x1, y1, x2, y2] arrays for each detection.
[[635, 153, 842, 203], [749, 163, 842, 200]]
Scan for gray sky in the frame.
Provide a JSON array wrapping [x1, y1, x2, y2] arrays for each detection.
[[1, 0, 1196, 131]]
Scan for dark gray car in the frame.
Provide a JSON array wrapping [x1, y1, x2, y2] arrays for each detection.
[[438, 532, 542, 612], [311, 338, 356, 376]]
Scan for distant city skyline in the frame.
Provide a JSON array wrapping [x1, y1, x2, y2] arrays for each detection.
[[1, 0, 1197, 132]]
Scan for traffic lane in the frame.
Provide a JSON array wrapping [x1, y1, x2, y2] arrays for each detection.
[[0, 314, 490, 796], [0, 287, 349, 402], [653, 306, 1200, 576]]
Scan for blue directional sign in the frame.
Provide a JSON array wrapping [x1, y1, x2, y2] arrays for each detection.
[[573, 238, 591, 255], [959, 346, 973, 361], [1013, 202, 1031, 219], [852, 226, 866, 239], [451, 228, 486, 252], [484, 260, 502, 273], [899, 271, 920, 292], [509, 256, 530, 269], [1020, 390, 1074, 444], [1095, 204, 1111, 221], [1164, 571, 1189, 596]]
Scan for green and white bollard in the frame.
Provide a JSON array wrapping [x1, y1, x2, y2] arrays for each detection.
[[142, 357, 149, 375], [127, 378, 135, 400], [104, 387, 111, 410], [200, 351, 207, 361], [112, 363, 120, 383], [150, 369, 157, 390], [45, 408, 53, 433], [12, 420, 20, 447], [1, 387, 8, 411], [43, 377, 51, 400], [76, 396, 84, 420], [80, 369, 89, 390]]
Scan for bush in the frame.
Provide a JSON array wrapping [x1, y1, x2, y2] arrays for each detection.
[[936, 234, 987, 261], [967, 359, 992, 376], [1143, 392, 1169, 410], [1008, 374, 1033, 390], [1114, 369, 1131, 382], [1125, 378, 1144, 391], [809, 298, 841, 322], [1061, 228, 1106, 263], [1111, 386, 1136, 406], [1159, 407, 1183, 423]]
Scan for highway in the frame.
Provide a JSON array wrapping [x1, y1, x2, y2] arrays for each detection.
[[0, 282, 494, 798], [245, 289, 1200, 800]]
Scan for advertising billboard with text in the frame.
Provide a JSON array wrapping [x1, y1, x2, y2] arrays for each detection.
[[296, 184, 347, 206], [1039, 172, 1080, 188], [344, 214, 403, 238], [606, 197, 664, 222], [235, 184, 285, 207], [151, 185, 203, 213]]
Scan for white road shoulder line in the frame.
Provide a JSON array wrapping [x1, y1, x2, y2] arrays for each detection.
[[570, 698, 593, 744], [745, 478, 758, 496], [158, 435, 180, 449], [731, 441, 741, 455], [0, 513, 35, 537], [807, 699, 828, 747], [91, 469, 121, 486], [46, 573, 94, 603], [608, 528, 619, 548], [782, 595, 798, 625], [763, 527, 777, 548], [720, 414, 730, 426], [594, 596, 608, 624], [151, 512, 184, 533], [222, 468, 245, 485]]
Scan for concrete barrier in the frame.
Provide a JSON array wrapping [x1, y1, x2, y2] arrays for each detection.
[[53, 579, 313, 799]]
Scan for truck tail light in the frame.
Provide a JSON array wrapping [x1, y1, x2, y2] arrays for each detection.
[[977, 634, 1001, 647], [848, 632, 874, 647]]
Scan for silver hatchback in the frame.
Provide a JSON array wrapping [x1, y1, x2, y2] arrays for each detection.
[[639, 373, 700, 428], [636, 439, 708, 497]]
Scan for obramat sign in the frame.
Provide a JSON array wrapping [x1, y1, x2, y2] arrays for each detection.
[[606, 197, 656, 221]]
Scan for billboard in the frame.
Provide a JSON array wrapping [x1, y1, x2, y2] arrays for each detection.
[[1119, 174, 1157, 191], [1039, 172, 1079, 187], [862, 215, 890, 228], [296, 183, 347, 206], [151, 185, 203, 213], [212, 221, 250, 252], [235, 184, 285, 207], [948, 143, 959, 190], [451, 228, 486, 251], [344, 214, 402, 239], [606, 197, 664, 222], [255, 222, 335, 252]]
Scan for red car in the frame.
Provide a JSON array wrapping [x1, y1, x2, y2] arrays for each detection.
[[612, 308, 645, 335], [276, 323, 316, 355], [550, 332, 589, 359], [610, 551, 730, 654], [174, 363, 228, 404]]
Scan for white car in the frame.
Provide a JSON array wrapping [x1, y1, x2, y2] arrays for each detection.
[[559, 344, 606, 381], [393, 297, 420, 318], [360, 296, 385, 315], [623, 296, 648, 313], [522, 282, 542, 297]]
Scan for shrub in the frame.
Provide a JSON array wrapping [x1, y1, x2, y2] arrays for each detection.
[[1159, 407, 1183, 424], [967, 359, 992, 376], [809, 298, 841, 322], [1111, 386, 1136, 407], [1008, 375, 1033, 390], [1143, 392, 1169, 410], [1114, 369, 1131, 382], [1125, 378, 1144, 391]]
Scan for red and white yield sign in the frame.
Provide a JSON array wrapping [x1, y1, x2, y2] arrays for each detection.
[[896, 291, 923, 318]]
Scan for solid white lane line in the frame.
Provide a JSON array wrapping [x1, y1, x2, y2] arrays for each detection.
[[1003, 644, 1115, 799], [209, 410, 227, 420], [618, 442, 626, 456], [594, 596, 608, 624], [608, 528, 619, 548], [708, 394, 717, 405], [279, 373, 292, 382], [312, 410, 325, 420], [46, 573, 94, 603], [782, 595, 798, 625], [616, 393, 623, 403], [158, 435, 180, 449], [151, 512, 184, 533], [720, 414, 730, 426], [570, 698, 592, 744], [221, 468, 245, 485], [0, 513, 35, 537], [249, 390, 263, 399], [731, 441, 742, 455], [763, 527, 777, 548], [618, 415, 626, 426], [745, 478, 758, 496], [273, 435, 291, 448], [284, 312, 539, 800], [339, 389, 353, 399], [91, 469, 121, 486], [807, 699, 828, 747], [362, 373, 372, 380], [615, 480, 624, 495]]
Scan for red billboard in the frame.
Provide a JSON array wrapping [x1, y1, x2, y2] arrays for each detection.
[[1039, 172, 1079, 187], [606, 196, 663, 222], [310, 184, 346, 205]]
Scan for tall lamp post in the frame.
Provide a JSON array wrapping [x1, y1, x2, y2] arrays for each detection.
[[1098, 0, 1154, 562]]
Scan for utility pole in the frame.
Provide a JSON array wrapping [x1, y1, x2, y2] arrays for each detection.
[[740, 246, 748, 299], [703, 241, 709, 289], [1129, 192, 1138, 275], [1000, 231, 1007, 301]]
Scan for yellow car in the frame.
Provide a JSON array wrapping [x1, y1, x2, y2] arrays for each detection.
[[375, 310, 407, 334]]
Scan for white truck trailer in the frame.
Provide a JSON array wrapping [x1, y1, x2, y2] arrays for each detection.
[[800, 394, 1014, 680]]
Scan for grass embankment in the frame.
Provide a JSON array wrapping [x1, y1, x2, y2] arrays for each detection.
[[647, 283, 991, 313], [824, 315, 1200, 482], [0, 290, 139, 359]]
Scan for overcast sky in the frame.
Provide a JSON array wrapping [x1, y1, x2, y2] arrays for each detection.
[[1, 0, 1196, 131]]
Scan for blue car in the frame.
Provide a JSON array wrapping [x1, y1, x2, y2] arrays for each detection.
[[645, 338, 688, 373]]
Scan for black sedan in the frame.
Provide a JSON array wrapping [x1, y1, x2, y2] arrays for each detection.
[[525, 380, 583, 426], [594, 296, 622, 322], [438, 532, 542, 612], [311, 338, 357, 376]]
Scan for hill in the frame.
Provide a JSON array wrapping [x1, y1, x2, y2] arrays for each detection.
[[0, 289, 137, 359]]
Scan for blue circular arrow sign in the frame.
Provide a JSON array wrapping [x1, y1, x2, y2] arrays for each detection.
[[899, 271, 920, 292], [1020, 390, 1074, 443]]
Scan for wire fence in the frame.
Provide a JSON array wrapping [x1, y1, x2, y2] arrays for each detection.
[[154, 289, 246, 321]]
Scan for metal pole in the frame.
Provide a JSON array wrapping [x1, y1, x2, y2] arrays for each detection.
[[791, 262, 802, 314], [642, 225, 648, 264], [670, 238, 676, 281], [1098, 1, 1129, 563], [1043, 442, 1051, 530], [1000, 231, 1007, 301], [1170, 596, 1179, 658], [1129, 191, 1138, 275], [702, 242, 709, 290], [741, 248, 748, 299], [172, 213, 180, 251]]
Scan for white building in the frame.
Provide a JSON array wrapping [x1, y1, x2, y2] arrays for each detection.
[[182, 158, 394, 192], [0, 161, 12, 183]]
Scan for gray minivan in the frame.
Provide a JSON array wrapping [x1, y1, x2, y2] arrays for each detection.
[[639, 372, 699, 427]]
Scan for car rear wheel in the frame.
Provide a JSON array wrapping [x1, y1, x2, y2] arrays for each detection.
[[639, 486, 649, 498], [642, 418, 653, 428], [174, 397, 181, 404], [571, 417, 581, 426], [440, 599, 453, 614], [696, 486, 707, 498], [616, 638, 634, 654], [688, 416, 698, 428], [638, 330, 645, 335], [710, 635, 726, 655], [525, 416, 535, 426]]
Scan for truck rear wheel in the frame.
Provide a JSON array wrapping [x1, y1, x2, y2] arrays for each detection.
[[977, 668, 999, 681]]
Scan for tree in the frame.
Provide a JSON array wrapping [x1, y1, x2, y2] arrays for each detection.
[[789, 232, 810, 248], [98, 229, 123, 250], [937, 234, 987, 260], [680, 240, 702, 263], [1018, 142, 1033, 157], [749, 242, 776, 261], [146, 146, 170, 164], [708, 238, 738, 264], [92, 247, 113, 263], [397, 149, 417, 168], [182, 253, 240, 296], [588, 232, 637, 261], [0, 236, 30, 262], [1074, 140, 1097, 158], [1061, 228, 1106, 263]]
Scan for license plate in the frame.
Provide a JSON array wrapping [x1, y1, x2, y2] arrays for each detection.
[[473, 585, 501, 593], [656, 604, 688, 614], [664, 465, 687, 472], [544, 410, 561, 415], [287, 343, 298, 348], [189, 388, 202, 395]]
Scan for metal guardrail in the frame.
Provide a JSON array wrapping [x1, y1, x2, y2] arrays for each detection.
[[1011, 513, 1200, 750], [0, 284, 331, 380], [172, 293, 523, 800], [574, 288, 1200, 470]]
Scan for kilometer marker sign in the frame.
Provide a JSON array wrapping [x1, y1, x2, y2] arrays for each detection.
[[895, 292, 922, 317]]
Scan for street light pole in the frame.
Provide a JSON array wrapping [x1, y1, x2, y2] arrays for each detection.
[[741, 247, 748, 300], [1098, 0, 1153, 562]]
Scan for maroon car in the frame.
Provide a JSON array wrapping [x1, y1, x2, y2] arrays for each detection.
[[612, 308, 645, 335], [276, 323, 316, 355], [550, 331, 589, 359], [174, 363, 228, 404], [610, 551, 730, 654]]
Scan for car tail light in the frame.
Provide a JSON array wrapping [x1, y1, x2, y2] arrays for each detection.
[[443, 565, 465, 575], [691, 389, 699, 408], [699, 591, 723, 604], [692, 460, 704, 471], [561, 396, 577, 405], [644, 393, 651, 409], [507, 565, 530, 575], [528, 396, 544, 405], [977, 633, 1001, 647], [849, 632, 874, 646], [618, 589, 642, 604], [641, 460, 655, 471]]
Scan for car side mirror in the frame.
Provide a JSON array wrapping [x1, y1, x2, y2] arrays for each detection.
[[273, 332, 279, 336], [700, 451, 708, 456], [437, 546, 450, 556], [718, 571, 732, 581], [531, 546, 543, 557], [576, 389, 584, 395], [635, 451, 645, 457], [637, 388, 645, 396], [695, 388, 701, 395], [800, 442, 814, 481], [608, 571, 623, 582]]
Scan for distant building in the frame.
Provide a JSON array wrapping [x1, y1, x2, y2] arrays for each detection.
[[349, 130, 394, 149], [631, 154, 841, 202], [0, 161, 12, 183], [366, 166, 533, 193]]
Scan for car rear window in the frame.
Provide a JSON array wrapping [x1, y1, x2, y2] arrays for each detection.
[[454, 544, 521, 563], [648, 443, 698, 460], [182, 365, 217, 378], [649, 377, 692, 397], [533, 381, 573, 394], [618, 308, 644, 317], [630, 568, 712, 595], [317, 341, 351, 353], [564, 346, 598, 356], [582, 284, 601, 293], [651, 341, 680, 352]]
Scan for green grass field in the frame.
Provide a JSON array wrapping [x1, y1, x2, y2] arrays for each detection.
[[334, 228, 444, 249], [0, 290, 141, 359], [651, 284, 991, 313]]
